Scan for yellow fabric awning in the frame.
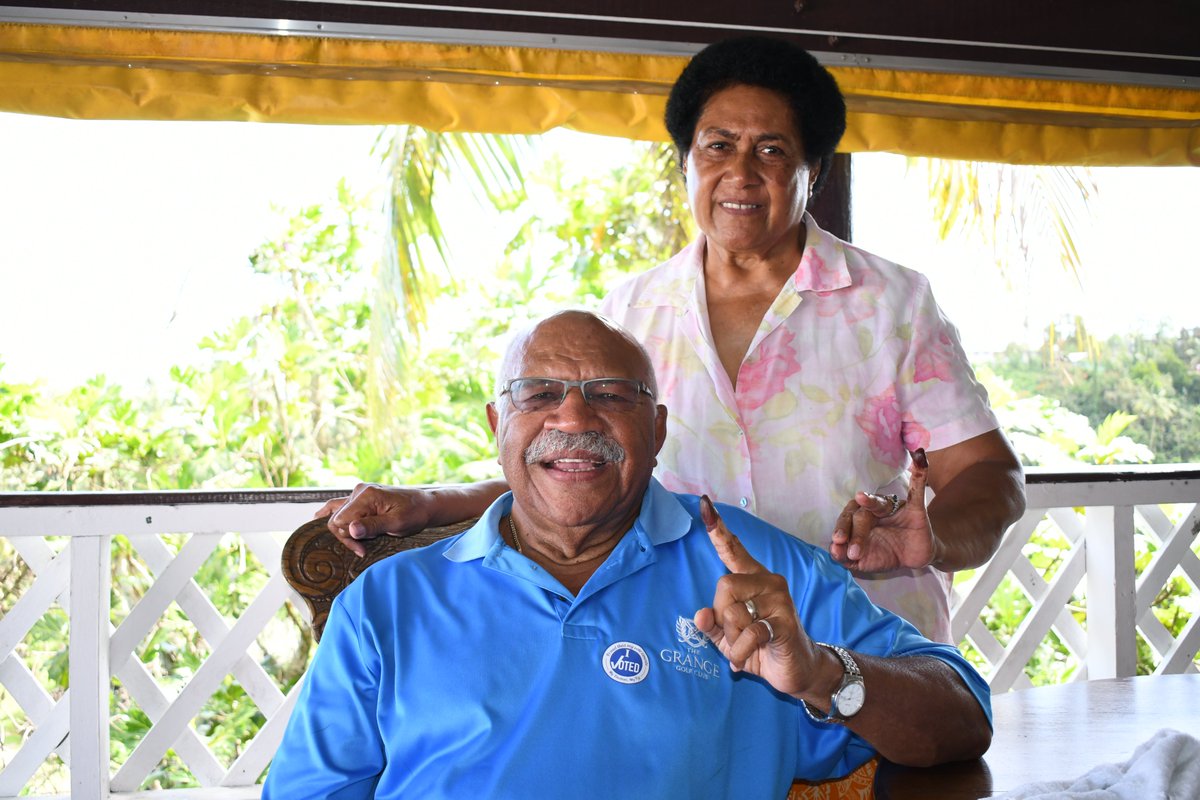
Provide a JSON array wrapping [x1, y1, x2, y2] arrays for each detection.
[[1, 22, 1197, 166]]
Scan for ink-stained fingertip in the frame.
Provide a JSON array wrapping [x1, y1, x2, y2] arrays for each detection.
[[700, 495, 718, 529], [914, 448, 929, 469]]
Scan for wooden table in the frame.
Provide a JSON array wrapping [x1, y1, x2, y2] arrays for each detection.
[[875, 674, 1200, 799]]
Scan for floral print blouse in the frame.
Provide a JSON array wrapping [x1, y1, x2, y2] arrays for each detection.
[[599, 214, 998, 642]]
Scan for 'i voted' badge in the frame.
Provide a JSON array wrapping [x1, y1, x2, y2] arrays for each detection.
[[603, 642, 649, 684]]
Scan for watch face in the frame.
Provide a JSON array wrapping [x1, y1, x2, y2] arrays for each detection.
[[838, 681, 866, 716]]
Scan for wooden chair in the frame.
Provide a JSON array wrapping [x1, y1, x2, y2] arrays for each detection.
[[282, 515, 474, 640], [280, 516, 877, 797], [787, 761, 876, 800]]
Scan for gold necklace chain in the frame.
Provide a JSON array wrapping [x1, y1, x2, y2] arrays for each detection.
[[507, 514, 524, 553]]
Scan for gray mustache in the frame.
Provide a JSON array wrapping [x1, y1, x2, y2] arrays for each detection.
[[524, 430, 626, 464]]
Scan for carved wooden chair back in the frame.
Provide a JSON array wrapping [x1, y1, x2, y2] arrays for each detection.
[[281, 516, 476, 640]]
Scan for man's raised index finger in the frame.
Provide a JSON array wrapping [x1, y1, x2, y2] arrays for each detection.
[[700, 495, 765, 575]]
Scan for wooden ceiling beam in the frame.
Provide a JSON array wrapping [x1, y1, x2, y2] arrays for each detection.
[[2, 1, 1197, 86]]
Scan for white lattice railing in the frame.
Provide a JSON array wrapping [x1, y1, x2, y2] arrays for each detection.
[[2, 467, 1199, 799], [0, 490, 338, 800], [952, 465, 1200, 691]]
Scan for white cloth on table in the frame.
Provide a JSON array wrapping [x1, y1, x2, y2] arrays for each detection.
[[998, 728, 1200, 799]]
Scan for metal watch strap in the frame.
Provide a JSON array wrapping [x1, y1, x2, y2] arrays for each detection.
[[802, 642, 864, 724]]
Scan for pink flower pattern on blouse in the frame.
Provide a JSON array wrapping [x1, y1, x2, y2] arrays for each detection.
[[857, 387, 935, 465], [736, 328, 802, 411], [856, 387, 907, 465], [913, 329, 960, 384], [600, 214, 999, 643]]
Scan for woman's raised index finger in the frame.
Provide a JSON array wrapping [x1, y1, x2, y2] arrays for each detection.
[[700, 495, 766, 575], [909, 447, 930, 494]]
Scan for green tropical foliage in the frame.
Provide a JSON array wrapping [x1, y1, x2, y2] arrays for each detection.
[[988, 319, 1200, 464], [369, 129, 533, 455]]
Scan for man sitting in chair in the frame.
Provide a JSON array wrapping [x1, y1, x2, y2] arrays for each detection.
[[264, 310, 991, 799]]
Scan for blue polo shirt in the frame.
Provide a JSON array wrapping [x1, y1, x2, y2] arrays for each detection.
[[265, 479, 990, 799]]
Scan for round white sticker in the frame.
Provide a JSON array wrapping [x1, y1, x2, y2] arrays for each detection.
[[603, 641, 650, 684]]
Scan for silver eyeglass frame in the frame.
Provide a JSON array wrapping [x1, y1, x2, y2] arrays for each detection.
[[498, 377, 655, 411]]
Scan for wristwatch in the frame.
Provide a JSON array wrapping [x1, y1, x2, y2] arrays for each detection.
[[803, 642, 865, 724]]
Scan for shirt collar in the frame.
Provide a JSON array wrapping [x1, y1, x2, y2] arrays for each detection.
[[443, 492, 510, 562], [443, 477, 693, 563], [792, 213, 853, 294], [635, 477, 695, 546]]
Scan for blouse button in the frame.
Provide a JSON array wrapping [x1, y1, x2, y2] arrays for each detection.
[[739, 497, 749, 508]]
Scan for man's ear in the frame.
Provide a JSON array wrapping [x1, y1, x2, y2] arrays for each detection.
[[486, 401, 503, 465], [653, 404, 668, 459]]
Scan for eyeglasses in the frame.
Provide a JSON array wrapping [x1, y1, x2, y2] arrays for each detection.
[[500, 377, 655, 413]]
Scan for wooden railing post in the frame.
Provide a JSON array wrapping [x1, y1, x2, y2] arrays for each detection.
[[70, 535, 111, 799], [1084, 505, 1138, 678]]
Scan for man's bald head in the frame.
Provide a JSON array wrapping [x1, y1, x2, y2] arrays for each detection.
[[496, 310, 658, 399]]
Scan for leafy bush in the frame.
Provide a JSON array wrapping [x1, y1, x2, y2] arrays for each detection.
[[989, 319, 1200, 464]]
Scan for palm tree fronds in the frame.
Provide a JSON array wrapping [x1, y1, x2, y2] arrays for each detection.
[[366, 126, 538, 448], [916, 157, 1096, 285]]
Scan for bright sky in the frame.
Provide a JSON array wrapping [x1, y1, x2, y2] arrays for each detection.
[[0, 113, 637, 388], [0, 114, 382, 387], [852, 155, 1200, 356], [1, 110, 1197, 389]]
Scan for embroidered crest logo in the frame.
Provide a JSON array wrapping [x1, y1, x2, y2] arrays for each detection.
[[675, 616, 711, 650], [658, 615, 721, 681]]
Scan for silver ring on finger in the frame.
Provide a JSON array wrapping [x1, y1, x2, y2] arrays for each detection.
[[884, 493, 902, 516], [757, 618, 776, 644], [743, 599, 758, 621]]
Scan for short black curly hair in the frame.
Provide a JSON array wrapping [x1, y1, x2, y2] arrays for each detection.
[[665, 36, 846, 195]]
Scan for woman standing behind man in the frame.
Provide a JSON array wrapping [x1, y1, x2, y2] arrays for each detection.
[[320, 36, 1026, 643]]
